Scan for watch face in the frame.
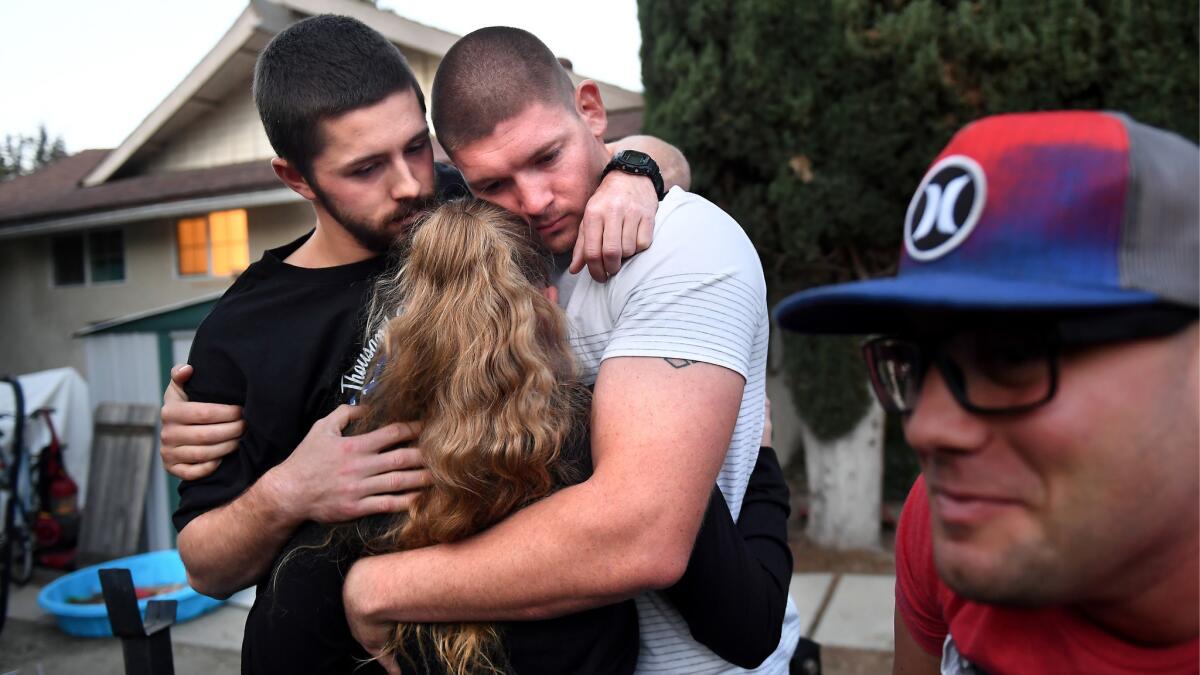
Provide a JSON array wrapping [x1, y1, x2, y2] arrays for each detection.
[[620, 150, 651, 167]]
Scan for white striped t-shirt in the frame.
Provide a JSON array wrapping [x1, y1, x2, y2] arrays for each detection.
[[555, 187, 801, 674]]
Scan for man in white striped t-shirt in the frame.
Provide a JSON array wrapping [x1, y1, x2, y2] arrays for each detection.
[[556, 185, 803, 673], [342, 26, 801, 673]]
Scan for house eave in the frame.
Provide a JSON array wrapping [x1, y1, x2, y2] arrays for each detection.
[[78, 0, 464, 189], [275, 0, 461, 57], [78, 0, 643, 189], [0, 187, 305, 241], [82, 5, 272, 188]]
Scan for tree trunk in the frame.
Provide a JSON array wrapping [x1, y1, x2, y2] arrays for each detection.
[[800, 392, 884, 550]]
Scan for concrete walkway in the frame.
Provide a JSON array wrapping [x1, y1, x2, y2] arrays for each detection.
[[1, 573, 895, 673], [791, 573, 895, 652]]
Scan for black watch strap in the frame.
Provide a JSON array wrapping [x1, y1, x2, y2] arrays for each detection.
[[603, 150, 667, 201]]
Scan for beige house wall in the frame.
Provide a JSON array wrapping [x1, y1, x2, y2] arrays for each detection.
[[0, 201, 313, 378], [141, 79, 273, 174], [140, 45, 442, 176], [400, 47, 438, 108]]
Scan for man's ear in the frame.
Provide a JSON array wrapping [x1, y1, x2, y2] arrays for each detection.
[[271, 157, 318, 202], [574, 80, 608, 141]]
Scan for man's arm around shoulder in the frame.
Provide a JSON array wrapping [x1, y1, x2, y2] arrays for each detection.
[[345, 357, 742, 626]]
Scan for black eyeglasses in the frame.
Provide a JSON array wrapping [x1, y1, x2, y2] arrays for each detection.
[[861, 306, 1198, 416]]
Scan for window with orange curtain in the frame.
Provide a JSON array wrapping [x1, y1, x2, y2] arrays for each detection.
[[209, 209, 250, 276], [177, 217, 208, 276], [176, 209, 249, 276]]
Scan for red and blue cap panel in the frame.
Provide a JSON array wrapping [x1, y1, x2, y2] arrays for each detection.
[[899, 111, 1130, 293], [774, 111, 1164, 334]]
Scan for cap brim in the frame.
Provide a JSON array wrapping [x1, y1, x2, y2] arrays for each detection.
[[774, 273, 1163, 334]]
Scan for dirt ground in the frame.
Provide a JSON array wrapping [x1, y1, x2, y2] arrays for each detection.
[[821, 645, 895, 674], [790, 530, 895, 575]]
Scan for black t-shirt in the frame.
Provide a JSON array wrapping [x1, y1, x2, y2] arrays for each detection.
[[172, 235, 385, 533], [173, 163, 468, 535]]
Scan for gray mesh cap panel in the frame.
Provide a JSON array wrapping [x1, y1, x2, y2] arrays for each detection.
[[1116, 113, 1200, 307]]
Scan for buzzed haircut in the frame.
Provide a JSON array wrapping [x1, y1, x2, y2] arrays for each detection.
[[431, 27, 577, 155], [253, 14, 425, 179]]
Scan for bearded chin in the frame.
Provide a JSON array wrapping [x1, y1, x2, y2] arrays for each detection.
[[313, 190, 401, 254], [343, 221, 395, 254]]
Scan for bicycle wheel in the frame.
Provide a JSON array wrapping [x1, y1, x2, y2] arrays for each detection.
[[0, 377, 24, 636], [9, 523, 32, 586], [0, 492, 12, 636]]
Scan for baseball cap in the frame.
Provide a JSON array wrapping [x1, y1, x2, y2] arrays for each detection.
[[774, 111, 1200, 334]]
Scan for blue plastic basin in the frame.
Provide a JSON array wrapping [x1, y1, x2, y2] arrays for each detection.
[[37, 549, 224, 637]]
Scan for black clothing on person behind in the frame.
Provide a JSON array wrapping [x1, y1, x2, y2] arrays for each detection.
[[172, 162, 468, 536], [244, 429, 639, 675], [667, 446, 793, 668], [243, 445, 792, 674]]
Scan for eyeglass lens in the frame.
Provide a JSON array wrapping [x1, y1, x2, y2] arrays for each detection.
[[864, 331, 1056, 415]]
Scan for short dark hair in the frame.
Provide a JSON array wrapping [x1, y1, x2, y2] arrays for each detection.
[[431, 27, 576, 155], [253, 14, 426, 177]]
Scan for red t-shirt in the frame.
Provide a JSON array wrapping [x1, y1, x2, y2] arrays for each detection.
[[896, 476, 1199, 674]]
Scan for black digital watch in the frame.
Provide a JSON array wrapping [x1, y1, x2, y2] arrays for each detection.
[[602, 150, 667, 201]]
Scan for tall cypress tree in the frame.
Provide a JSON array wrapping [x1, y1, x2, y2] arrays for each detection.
[[639, 0, 1198, 441]]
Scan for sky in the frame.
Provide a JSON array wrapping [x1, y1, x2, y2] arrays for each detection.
[[0, 0, 644, 153]]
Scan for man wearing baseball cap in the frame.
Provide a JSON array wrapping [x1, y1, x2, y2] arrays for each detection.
[[776, 111, 1198, 674]]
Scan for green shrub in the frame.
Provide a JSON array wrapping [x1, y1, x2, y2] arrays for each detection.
[[640, 0, 1198, 441]]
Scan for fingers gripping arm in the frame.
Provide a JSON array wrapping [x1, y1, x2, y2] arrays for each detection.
[[160, 364, 244, 481], [571, 135, 692, 280]]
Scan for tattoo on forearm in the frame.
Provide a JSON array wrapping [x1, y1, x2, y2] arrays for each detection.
[[664, 358, 697, 369]]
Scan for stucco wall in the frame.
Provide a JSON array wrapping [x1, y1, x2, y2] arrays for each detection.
[[141, 44, 442, 176], [400, 47, 437, 108], [0, 200, 313, 379], [141, 79, 274, 174]]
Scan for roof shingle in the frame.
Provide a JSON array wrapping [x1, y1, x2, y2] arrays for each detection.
[[0, 153, 279, 228]]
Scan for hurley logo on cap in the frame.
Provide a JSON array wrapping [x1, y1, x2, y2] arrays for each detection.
[[904, 155, 987, 261]]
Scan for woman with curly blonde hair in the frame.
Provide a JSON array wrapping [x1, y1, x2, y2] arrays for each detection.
[[353, 197, 600, 673], [247, 198, 794, 675]]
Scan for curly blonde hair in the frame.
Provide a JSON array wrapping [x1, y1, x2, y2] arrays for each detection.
[[354, 198, 586, 673]]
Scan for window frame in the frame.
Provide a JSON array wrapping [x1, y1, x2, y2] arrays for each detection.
[[49, 227, 127, 288], [173, 209, 250, 279]]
